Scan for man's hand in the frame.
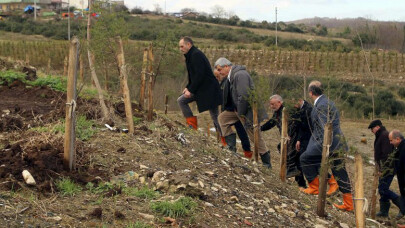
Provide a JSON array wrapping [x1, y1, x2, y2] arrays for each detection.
[[183, 88, 191, 98], [296, 141, 301, 151]]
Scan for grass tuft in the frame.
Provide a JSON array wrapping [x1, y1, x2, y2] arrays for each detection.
[[123, 186, 159, 199], [55, 178, 82, 196], [126, 222, 152, 228], [150, 197, 197, 218]]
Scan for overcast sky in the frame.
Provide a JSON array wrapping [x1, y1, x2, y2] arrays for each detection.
[[125, 0, 405, 22]]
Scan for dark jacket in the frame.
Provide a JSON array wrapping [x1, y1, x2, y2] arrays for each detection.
[[306, 95, 347, 155], [296, 100, 313, 144], [260, 104, 283, 132], [394, 140, 405, 196], [226, 65, 268, 127], [374, 126, 393, 170], [185, 46, 221, 113]]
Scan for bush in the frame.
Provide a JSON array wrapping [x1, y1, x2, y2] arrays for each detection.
[[398, 88, 405, 98]]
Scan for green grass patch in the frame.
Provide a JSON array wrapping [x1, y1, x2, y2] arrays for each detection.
[[123, 186, 159, 199], [28, 126, 50, 133], [150, 197, 197, 218], [55, 178, 82, 196], [52, 116, 96, 141], [0, 70, 26, 84], [126, 222, 153, 228], [86, 182, 117, 194], [133, 116, 142, 125], [31, 75, 67, 92], [0, 70, 66, 92]]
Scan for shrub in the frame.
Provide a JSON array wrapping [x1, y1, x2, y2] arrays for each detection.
[[398, 88, 405, 98]]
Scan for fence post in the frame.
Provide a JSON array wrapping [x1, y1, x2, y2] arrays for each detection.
[[355, 153, 365, 228], [369, 165, 379, 219], [147, 43, 154, 121], [115, 36, 134, 134], [140, 48, 148, 110], [63, 37, 79, 171], [253, 103, 259, 162], [317, 122, 332, 217], [280, 107, 288, 182], [164, 94, 169, 114]]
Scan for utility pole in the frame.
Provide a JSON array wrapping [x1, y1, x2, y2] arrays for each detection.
[[275, 7, 278, 47], [68, 0, 71, 40]]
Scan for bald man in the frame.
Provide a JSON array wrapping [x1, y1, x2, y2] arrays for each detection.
[[389, 130, 405, 219]]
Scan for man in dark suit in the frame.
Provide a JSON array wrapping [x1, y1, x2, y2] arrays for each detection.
[[300, 80, 353, 212], [177, 37, 222, 132], [368, 120, 402, 217], [389, 130, 405, 220]]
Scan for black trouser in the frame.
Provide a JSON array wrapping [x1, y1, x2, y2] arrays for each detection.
[[234, 121, 251, 152], [301, 143, 352, 194]]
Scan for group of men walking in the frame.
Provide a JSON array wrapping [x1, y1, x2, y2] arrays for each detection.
[[176, 36, 405, 217]]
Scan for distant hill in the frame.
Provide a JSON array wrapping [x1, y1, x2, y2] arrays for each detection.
[[289, 17, 405, 29]]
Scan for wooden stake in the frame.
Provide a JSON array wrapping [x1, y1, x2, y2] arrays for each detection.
[[63, 56, 68, 77], [116, 36, 134, 134], [139, 48, 148, 110], [79, 55, 84, 82], [355, 153, 365, 228], [47, 58, 51, 73], [370, 165, 379, 219], [280, 107, 288, 182], [207, 121, 210, 137], [317, 122, 332, 217], [147, 44, 154, 121], [63, 37, 79, 171], [253, 103, 259, 162], [164, 94, 169, 114]]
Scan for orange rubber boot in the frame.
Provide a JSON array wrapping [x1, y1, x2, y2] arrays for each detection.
[[334, 193, 354, 212], [244, 151, 253, 159], [186, 116, 197, 130], [327, 175, 339, 196], [301, 177, 319, 195], [221, 137, 227, 146]]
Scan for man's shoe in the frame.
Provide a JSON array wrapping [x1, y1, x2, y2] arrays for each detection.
[[334, 193, 354, 212], [224, 133, 237, 153], [376, 201, 390, 217], [301, 177, 319, 195], [327, 175, 339, 196], [260, 151, 272, 169], [244, 151, 253, 159], [186, 116, 198, 130]]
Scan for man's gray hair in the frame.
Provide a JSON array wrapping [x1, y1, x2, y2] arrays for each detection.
[[391, 129, 405, 140], [270, 94, 283, 103], [214, 57, 232, 67]]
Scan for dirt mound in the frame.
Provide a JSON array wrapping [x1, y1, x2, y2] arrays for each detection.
[[0, 80, 104, 132], [0, 131, 106, 192]]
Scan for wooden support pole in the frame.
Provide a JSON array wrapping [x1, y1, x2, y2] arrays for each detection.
[[63, 55, 68, 77], [63, 37, 79, 171], [147, 44, 154, 121], [115, 36, 134, 134], [139, 48, 148, 110], [79, 55, 84, 83], [317, 122, 332, 217], [253, 103, 259, 162], [280, 107, 288, 182], [207, 121, 210, 137], [369, 165, 379, 219], [355, 153, 365, 228], [164, 94, 169, 114]]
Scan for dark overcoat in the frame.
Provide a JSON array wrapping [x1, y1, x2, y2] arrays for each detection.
[[185, 46, 221, 113]]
